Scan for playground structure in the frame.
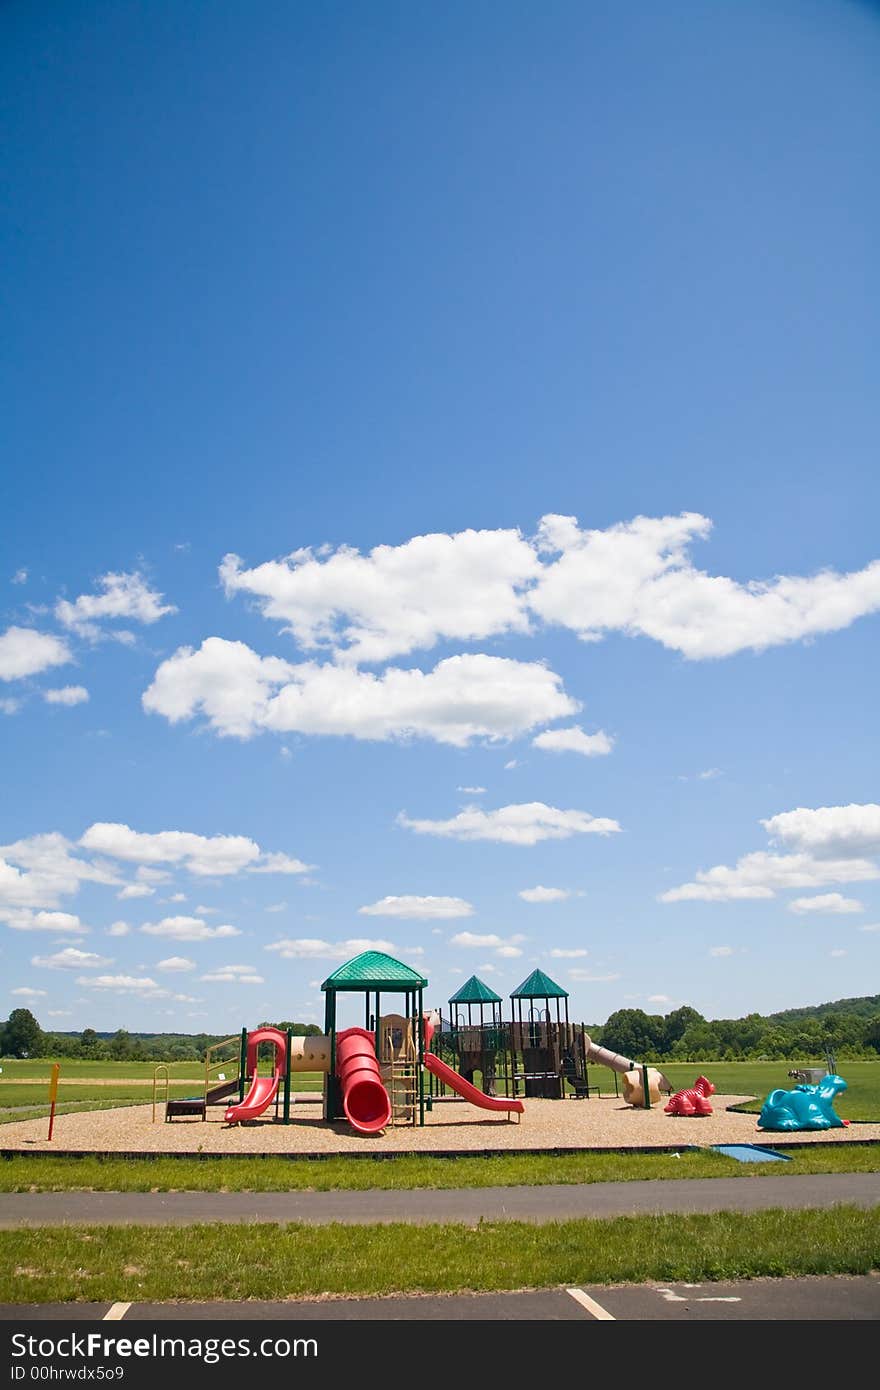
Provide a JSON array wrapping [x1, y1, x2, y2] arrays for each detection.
[[434, 968, 672, 1109], [758, 1073, 849, 1132]]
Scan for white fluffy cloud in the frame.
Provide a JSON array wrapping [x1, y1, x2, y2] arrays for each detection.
[[118, 884, 154, 900], [156, 956, 196, 972], [55, 571, 176, 639], [550, 947, 588, 958], [11, 987, 47, 997], [78, 974, 160, 992], [143, 641, 578, 746], [0, 833, 119, 915], [220, 528, 539, 665], [0, 627, 71, 682], [107, 921, 130, 936], [140, 916, 241, 942], [359, 895, 474, 919], [200, 964, 264, 984], [247, 853, 312, 876], [450, 931, 525, 958], [660, 851, 879, 903], [265, 937, 395, 961], [518, 886, 571, 903], [80, 822, 263, 877], [532, 726, 614, 757], [531, 512, 880, 659], [3, 910, 88, 934], [218, 514, 880, 665], [32, 947, 112, 970], [662, 802, 880, 904], [788, 893, 864, 915], [43, 685, 89, 706], [399, 802, 620, 846], [762, 804, 880, 859]]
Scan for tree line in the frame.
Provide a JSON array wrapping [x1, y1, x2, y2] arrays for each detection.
[[0, 1010, 322, 1061], [2, 1000, 880, 1063]]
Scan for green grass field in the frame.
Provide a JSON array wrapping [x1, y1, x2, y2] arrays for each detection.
[[1, 1142, 878, 1192], [1, 1208, 877, 1302]]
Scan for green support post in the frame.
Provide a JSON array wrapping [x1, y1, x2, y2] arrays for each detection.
[[642, 1061, 651, 1110], [283, 1027, 292, 1124], [238, 1027, 247, 1103]]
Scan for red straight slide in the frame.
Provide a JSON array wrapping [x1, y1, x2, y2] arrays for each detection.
[[224, 1074, 280, 1124], [424, 1052, 524, 1116]]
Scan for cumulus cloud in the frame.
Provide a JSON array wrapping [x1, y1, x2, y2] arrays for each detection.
[[662, 802, 880, 904], [43, 686, 89, 706], [450, 931, 525, 958], [220, 528, 540, 665], [399, 802, 620, 846], [11, 986, 47, 997], [3, 910, 88, 934], [247, 853, 312, 876], [118, 884, 155, 900], [531, 512, 880, 659], [77, 974, 160, 992], [140, 916, 241, 942], [11, 569, 28, 586], [0, 627, 71, 682], [0, 833, 119, 915], [359, 895, 474, 919], [762, 804, 880, 859], [217, 514, 880, 666], [80, 822, 263, 877], [518, 886, 571, 903], [107, 921, 130, 936], [457, 786, 486, 795], [32, 947, 112, 970], [156, 956, 196, 972], [550, 947, 588, 958], [532, 726, 614, 757], [265, 937, 395, 961], [143, 642, 578, 746], [55, 571, 176, 640], [788, 893, 864, 915], [660, 851, 879, 903], [200, 964, 264, 984]]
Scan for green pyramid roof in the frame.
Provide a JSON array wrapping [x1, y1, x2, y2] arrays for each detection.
[[321, 950, 428, 992], [510, 967, 568, 999], [448, 974, 502, 1005]]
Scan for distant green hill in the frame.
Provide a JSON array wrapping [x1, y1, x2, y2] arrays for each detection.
[[768, 995, 880, 1026]]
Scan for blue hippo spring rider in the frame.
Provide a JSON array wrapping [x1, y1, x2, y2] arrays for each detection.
[[758, 1074, 848, 1132]]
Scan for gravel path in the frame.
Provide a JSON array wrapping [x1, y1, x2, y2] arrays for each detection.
[[2, 1094, 878, 1155]]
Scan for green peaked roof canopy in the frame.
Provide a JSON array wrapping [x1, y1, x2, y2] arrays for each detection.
[[321, 950, 428, 992], [510, 967, 568, 1000], [449, 974, 502, 1005]]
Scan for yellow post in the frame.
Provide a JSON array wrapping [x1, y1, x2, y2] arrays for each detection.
[[152, 1064, 170, 1123], [47, 1063, 60, 1140]]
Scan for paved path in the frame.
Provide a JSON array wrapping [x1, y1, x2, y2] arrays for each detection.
[[1, 1172, 878, 1227], [3, 1276, 879, 1321]]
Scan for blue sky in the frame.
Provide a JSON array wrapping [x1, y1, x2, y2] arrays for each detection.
[[2, 0, 879, 1035]]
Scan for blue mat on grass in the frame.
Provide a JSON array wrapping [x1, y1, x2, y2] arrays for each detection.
[[713, 1143, 790, 1163]]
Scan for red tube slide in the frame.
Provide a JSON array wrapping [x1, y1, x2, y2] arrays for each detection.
[[335, 1027, 392, 1134]]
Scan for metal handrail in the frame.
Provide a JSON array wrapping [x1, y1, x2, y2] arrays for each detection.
[[152, 1064, 169, 1123]]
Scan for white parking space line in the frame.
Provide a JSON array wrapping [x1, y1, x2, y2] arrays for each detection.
[[103, 1303, 131, 1321], [566, 1288, 616, 1320], [655, 1287, 741, 1304]]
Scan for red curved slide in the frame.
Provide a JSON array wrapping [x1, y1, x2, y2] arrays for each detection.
[[336, 1027, 392, 1134], [225, 1025, 287, 1124], [224, 1074, 280, 1124], [424, 1052, 524, 1115]]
